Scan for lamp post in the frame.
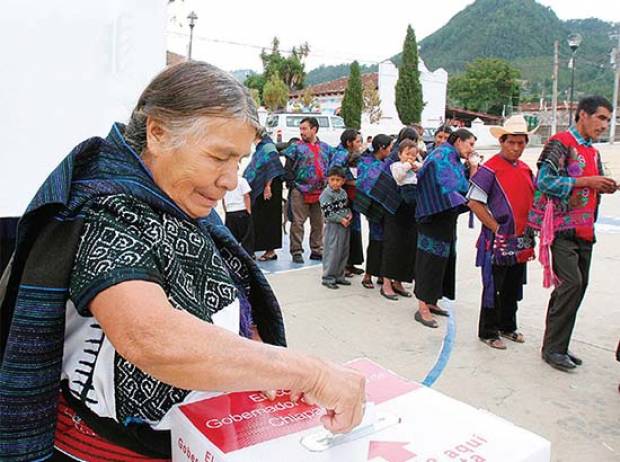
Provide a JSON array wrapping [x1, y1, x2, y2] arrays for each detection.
[[567, 33, 582, 126], [187, 11, 198, 61]]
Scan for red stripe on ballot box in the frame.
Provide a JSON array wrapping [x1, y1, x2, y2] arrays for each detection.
[[179, 358, 420, 453]]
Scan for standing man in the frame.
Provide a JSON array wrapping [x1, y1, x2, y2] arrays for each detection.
[[284, 117, 333, 264], [528, 96, 617, 371], [468, 116, 536, 350]]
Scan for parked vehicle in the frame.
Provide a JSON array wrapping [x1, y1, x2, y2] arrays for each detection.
[[265, 113, 346, 146], [422, 127, 435, 144]]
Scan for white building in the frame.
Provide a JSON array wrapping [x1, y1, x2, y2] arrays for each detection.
[[289, 59, 448, 132], [1, 0, 167, 218]]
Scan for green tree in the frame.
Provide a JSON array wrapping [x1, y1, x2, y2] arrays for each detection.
[[262, 72, 289, 111], [244, 37, 310, 101], [448, 58, 521, 115], [341, 61, 363, 129], [244, 74, 266, 100], [261, 37, 310, 90], [395, 25, 424, 125], [249, 88, 261, 107]]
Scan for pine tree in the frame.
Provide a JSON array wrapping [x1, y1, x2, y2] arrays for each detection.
[[340, 61, 363, 129], [395, 25, 424, 124]]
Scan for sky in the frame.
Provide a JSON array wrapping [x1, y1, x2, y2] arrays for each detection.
[[166, 0, 620, 74]]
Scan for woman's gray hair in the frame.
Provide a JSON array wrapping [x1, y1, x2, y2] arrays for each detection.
[[124, 61, 260, 154]]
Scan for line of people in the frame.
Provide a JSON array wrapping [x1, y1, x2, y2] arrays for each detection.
[[234, 96, 617, 372]]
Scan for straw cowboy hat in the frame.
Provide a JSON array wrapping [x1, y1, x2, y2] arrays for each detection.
[[490, 115, 537, 138]]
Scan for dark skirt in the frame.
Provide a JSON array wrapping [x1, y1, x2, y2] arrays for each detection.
[[225, 210, 255, 255], [381, 201, 417, 282], [253, 178, 283, 252], [347, 210, 364, 266], [365, 240, 383, 276], [414, 210, 459, 305]]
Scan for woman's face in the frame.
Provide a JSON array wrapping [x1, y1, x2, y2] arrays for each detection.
[[376, 144, 392, 160], [434, 131, 449, 145], [454, 136, 476, 159], [144, 116, 256, 219], [348, 134, 363, 154]]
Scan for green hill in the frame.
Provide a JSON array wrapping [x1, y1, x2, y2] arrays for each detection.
[[417, 0, 616, 101], [305, 63, 377, 86], [303, 0, 616, 101]]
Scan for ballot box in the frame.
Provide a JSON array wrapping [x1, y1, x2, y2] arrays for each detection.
[[170, 358, 550, 462]]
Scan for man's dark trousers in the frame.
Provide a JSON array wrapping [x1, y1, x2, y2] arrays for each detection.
[[542, 236, 593, 355]]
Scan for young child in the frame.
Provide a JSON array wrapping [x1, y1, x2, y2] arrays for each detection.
[[390, 139, 422, 200], [223, 176, 255, 257], [319, 167, 352, 289]]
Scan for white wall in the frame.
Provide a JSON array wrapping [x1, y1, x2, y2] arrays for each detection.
[[419, 60, 448, 129], [378, 61, 400, 124], [0, 0, 167, 216], [376, 59, 448, 131]]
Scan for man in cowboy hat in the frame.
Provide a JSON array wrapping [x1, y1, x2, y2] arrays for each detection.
[[467, 115, 536, 350], [527, 96, 617, 371]]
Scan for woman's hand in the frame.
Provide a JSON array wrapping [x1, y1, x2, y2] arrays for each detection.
[[263, 186, 272, 200], [291, 360, 366, 434]]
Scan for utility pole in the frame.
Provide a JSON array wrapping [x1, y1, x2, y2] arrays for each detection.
[[551, 40, 559, 135], [610, 32, 620, 145], [567, 33, 583, 126], [187, 11, 198, 61]]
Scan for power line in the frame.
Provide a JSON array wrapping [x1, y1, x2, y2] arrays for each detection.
[[166, 30, 386, 65]]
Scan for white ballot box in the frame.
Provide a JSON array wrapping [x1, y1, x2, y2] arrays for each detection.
[[170, 358, 550, 462]]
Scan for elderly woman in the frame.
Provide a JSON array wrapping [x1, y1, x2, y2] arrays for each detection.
[[0, 62, 364, 461], [414, 129, 478, 328], [243, 130, 285, 261]]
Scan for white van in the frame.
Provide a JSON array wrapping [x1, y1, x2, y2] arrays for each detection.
[[265, 113, 346, 146]]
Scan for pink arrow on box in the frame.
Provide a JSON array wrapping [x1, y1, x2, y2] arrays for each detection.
[[368, 441, 416, 461]]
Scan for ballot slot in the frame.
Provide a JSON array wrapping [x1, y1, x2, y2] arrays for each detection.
[[300, 403, 401, 452]]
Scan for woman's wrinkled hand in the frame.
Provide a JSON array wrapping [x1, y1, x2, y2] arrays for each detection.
[[291, 360, 366, 434]]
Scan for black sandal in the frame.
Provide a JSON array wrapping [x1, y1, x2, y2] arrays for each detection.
[[361, 279, 374, 289], [499, 331, 525, 343], [414, 311, 438, 328], [380, 288, 399, 301], [429, 305, 450, 317], [391, 284, 412, 297], [480, 337, 507, 349]]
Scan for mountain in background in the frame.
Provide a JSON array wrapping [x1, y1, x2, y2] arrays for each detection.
[[299, 0, 617, 101], [231, 69, 256, 82], [305, 63, 378, 86]]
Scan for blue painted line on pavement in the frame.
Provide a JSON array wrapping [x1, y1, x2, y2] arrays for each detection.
[[598, 215, 620, 226], [422, 306, 456, 387]]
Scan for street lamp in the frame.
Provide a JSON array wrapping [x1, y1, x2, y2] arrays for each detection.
[[567, 32, 583, 125], [187, 11, 198, 61]]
